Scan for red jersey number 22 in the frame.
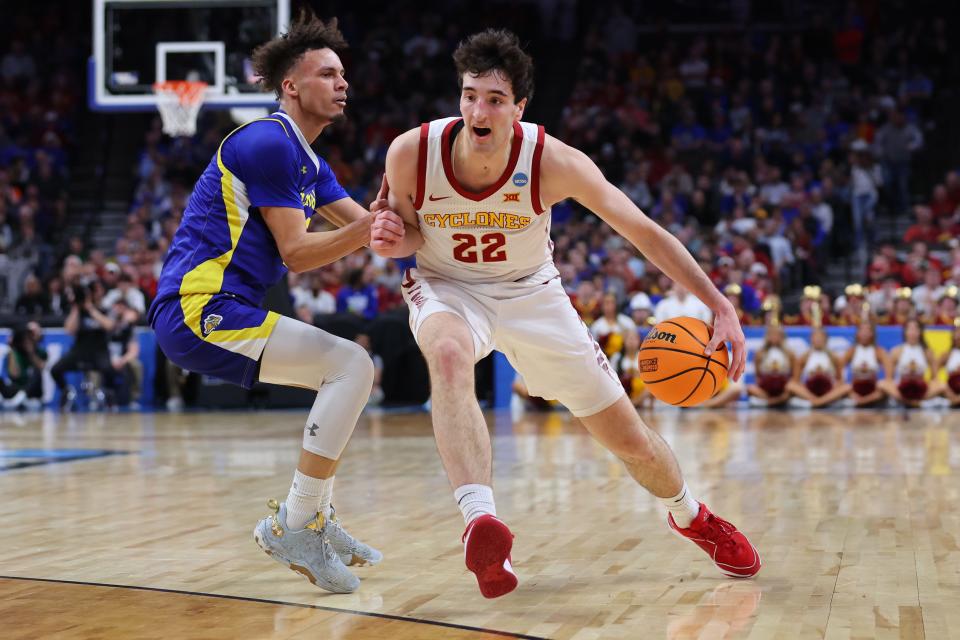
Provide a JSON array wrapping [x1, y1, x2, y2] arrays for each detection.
[[452, 233, 507, 263]]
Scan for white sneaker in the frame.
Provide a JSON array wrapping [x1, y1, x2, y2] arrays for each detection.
[[253, 500, 360, 593], [324, 506, 383, 567]]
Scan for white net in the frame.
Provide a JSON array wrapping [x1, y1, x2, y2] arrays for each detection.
[[153, 81, 208, 137]]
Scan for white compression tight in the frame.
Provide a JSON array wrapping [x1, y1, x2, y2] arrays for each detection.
[[258, 315, 374, 460]]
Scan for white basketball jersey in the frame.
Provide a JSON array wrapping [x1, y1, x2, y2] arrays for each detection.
[[851, 344, 879, 375], [412, 117, 556, 284]]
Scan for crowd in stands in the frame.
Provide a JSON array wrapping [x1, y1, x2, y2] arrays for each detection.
[[0, 5, 82, 315], [2, 3, 959, 411]]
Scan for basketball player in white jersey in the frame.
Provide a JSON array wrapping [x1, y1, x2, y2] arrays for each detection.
[[368, 30, 759, 598]]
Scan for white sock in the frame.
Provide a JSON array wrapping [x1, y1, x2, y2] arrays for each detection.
[[454, 484, 496, 526], [284, 470, 329, 530], [318, 475, 335, 520], [660, 482, 700, 528]]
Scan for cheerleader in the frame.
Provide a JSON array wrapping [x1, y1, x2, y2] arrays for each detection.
[[841, 319, 889, 406], [746, 324, 794, 407], [935, 320, 960, 407], [790, 327, 851, 407], [611, 330, 653, 408], [590, 292, 637, 358], [878, 318, 944, 407]]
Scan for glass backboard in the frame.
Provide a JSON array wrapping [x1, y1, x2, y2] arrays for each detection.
[[90, 0, 288, 111]]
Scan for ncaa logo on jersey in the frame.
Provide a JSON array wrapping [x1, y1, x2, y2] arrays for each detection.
[[202, 313, 223, 336], [512, 172, 528, 187]]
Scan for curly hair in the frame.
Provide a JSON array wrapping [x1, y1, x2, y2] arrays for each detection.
[[251, 9, 348, 99], [453, 29, 534, 103]]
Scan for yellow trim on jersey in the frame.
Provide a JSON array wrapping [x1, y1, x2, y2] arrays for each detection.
[[178, 117, 290, 339]]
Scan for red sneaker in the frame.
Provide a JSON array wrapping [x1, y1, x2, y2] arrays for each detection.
[[462, 515, 518, 598], [668, 503, 761, 578]]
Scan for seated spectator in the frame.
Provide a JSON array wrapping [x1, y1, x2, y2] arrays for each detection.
[[901, 243, 943, 287], [912, 268, 945, 318], [51, 283, 116, 410], [930, 184, 954, 219], [945, 171, 960, 211], [572, 280, 601, 323], [934, 214, 960, 245], [628, 290, 654, 328], [336, 267, 378, 320], [101, 271, 146, 317], [291, 272, 336, 323], [1, 322, 46, 409], [14, 273, 49, 316], [929, 286, 958, 326], [882, 287, 917, 326], [653, 283, 712, 323], [759, 167, 790, 207], [904, 206, 938, 244], [107, 299, 141, 407]]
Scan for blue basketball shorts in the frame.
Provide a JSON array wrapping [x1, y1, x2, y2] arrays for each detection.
[[148, 293, 280, 389]]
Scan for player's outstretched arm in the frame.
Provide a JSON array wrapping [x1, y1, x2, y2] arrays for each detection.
[[262, 205, 373, 273], [541, 135, 746, 380], [374, 128, 426, 259]]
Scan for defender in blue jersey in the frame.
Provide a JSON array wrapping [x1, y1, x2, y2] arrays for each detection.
[[147, 11, 406, 594]]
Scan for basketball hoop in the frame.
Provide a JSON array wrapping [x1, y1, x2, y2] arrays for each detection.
[[153, 80, 208, 137]]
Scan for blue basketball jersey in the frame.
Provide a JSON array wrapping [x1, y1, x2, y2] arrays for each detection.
[[154, 111, 349, 307]]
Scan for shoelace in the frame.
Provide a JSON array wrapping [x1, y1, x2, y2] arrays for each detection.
[[699, 515, 738, 549]]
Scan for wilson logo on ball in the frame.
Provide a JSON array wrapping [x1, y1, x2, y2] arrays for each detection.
[[645, 330, 678, 344]]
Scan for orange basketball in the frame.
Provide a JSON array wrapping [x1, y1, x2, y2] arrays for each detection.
[[638, 316, 729, 407]]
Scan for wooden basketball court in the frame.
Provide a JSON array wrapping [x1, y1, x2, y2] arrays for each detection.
[[1, 406, 958, 639]]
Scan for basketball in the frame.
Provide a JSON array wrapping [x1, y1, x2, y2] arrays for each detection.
[[638, 317, 729, 406]]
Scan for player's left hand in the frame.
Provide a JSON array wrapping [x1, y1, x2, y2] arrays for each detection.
[[706, 301, 746, 381]]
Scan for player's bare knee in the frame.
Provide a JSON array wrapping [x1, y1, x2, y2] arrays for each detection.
[[612, 427, 658, 465], [426, 337, 472, 383]]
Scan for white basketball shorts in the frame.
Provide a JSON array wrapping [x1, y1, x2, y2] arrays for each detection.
[[401, 267, 624, 417]]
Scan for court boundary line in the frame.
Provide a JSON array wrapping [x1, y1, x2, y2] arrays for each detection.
[[0, 575, 549, 639]]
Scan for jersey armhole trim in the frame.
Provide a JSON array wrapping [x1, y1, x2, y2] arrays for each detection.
[[532, 125, 546, 214], [413, 123, 429, 209]]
